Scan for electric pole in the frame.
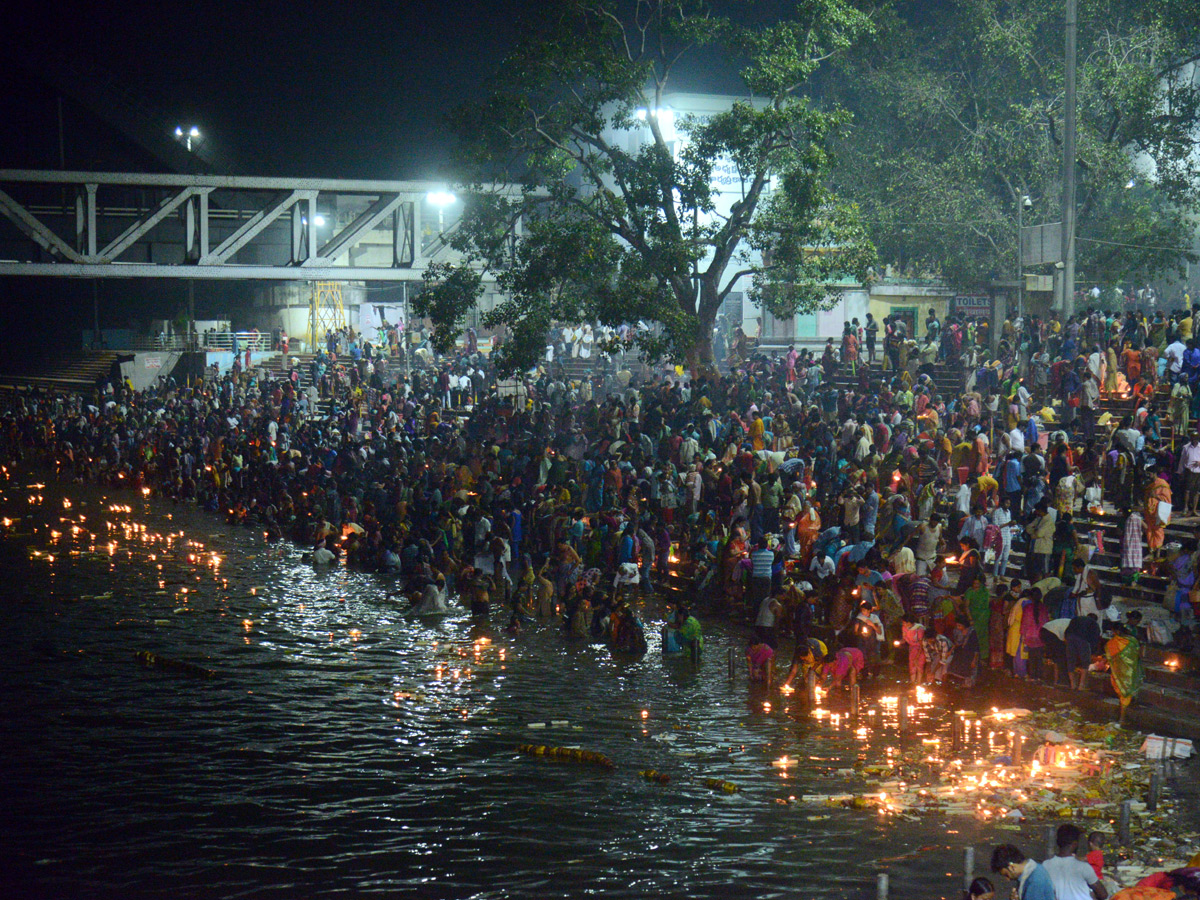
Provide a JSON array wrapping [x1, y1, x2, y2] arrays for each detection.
[[1061, 0, 1077, 318]]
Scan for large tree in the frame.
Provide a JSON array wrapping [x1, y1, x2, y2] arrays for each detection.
[[828, 0, 1200, 296], [416, 0, 877, 375]]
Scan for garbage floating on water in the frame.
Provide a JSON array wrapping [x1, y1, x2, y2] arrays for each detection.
[[701, 777, 740, 794], [515, 744, 615, 769], [639, 769, 670, 784], [1141, 735, 1194, 759], [133, 650, 215, 680], [795, 700, 1194, 854]]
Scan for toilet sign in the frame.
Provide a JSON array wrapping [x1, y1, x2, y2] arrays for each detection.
[[952, 295, 992, 315]]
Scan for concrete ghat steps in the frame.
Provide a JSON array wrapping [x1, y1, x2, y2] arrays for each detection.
[[1142, 662, 1199, 692], [263, 353, 316, 391], [0, 351, 122, 392], [829, 362, 964, 396], [1084, 669, 1200, 718]]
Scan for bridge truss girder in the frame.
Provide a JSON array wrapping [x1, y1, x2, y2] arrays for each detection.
[[0, 170, 479, 281]]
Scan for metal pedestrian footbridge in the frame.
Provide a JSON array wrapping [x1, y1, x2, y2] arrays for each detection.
[[0, 170, 489, 281]]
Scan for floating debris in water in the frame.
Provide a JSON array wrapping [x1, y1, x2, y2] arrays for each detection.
[[134, 650, 215, 680], [515, 744, 614, 769]]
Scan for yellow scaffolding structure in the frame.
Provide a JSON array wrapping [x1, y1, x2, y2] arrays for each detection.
[[308, 281, 346, 352]]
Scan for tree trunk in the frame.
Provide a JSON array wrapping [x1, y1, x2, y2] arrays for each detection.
[[686, 328, 718, 381], [685, 282, 721, 381]]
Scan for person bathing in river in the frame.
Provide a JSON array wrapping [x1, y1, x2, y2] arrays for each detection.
[[746, 639, 774, 684], [946, 620, 980, 688], [820, 644, 864, 690], [415, 573, 450, 615], [673, 606, 703, 660], [464, 567, 493, 618], [779, 636, 827, 690], [851, 600, 883, 680], [900, 615, 927, 683]]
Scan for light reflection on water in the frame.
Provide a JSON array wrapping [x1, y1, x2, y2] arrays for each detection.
[[0, 474, 1004, 899]]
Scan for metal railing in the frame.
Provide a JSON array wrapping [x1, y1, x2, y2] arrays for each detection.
[[84, 331, 278, 353], [199, 331, 275, 352]]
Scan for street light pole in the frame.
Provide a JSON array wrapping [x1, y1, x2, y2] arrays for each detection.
[[1017, 198, 1024, 320], [402, 282, 412, 384], [1061, 0, 1078, 318]]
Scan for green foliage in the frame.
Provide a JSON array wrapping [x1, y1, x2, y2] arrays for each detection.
[[829, 0, 1200, 291], [416, 0, 878, 374]]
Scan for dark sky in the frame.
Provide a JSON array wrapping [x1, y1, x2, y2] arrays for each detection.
[[0, 0, 826, 362], [1, 0, 527, 179]]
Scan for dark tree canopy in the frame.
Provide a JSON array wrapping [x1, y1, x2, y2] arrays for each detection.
[[416, 0, 877, 375], [828, 0, 1200, 296]]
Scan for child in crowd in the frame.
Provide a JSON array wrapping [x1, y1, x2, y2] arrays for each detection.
[[1086, 831, 1105, 881]]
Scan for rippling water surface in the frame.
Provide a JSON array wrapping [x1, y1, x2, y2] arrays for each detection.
[[2, 472, 1014, 899]]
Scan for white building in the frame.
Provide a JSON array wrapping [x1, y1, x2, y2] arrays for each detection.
[[600, 92, 945, 352]]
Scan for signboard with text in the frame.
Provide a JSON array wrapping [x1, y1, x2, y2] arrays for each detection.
[[952, 295, 992, 316]]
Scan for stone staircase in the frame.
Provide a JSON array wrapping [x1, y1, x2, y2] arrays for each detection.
[[262, 352, 316, 392], [555, 353, 652, 387], [828, 361, 966, 400], [0, 351, 125, 394], [1082, 644, 1200, 722]]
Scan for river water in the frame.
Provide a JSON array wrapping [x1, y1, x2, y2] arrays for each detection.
[[2, 470, 1027, 899]]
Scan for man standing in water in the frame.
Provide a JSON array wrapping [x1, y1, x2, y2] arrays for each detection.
[[1042, 825, 1107, 900]]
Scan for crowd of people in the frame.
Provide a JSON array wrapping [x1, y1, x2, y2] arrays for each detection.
[[3, 300, 1200, 716], [979, 824, 1200, 900]]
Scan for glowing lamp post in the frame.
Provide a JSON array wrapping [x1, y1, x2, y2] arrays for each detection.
[[174, 125, 201, 152]]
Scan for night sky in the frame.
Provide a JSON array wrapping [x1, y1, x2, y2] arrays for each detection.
[[0, 0, 535, 361], [0, 0, 532, 178], [0, 0, 850, 362]]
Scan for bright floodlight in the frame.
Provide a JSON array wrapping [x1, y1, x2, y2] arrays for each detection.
[[426, 190, 457, 207], [313, 215, 326, 227], [635, 107, 672, 125], [174, 126, 183, 137], [189, 126, 201, 138]]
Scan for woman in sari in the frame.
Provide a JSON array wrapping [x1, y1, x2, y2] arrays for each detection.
[[1018, 589, 1050, 679], [964, 573, 991, 663], [719, 527, 747, 606], [1143, 470, 1172, 561], [989, 581, 1015, 669], [795, 501, 821, 565], [749, 411, 766, 452], [1105, 342, 1121, 395], [842, 327, 860, 375], [1005, 589, 1025, 673], [1105, 623, 1143, 722]]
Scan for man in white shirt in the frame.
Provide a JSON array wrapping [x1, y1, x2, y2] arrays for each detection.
[[955, 480, 972, 515], [809, 553, 835, 580], [1042, 825, 1107, 900], [685, 462, 703, 513], [1007, 425, 1026, 454], [1165, 338, 1186, 378], [1087, 346, 1104, 384], [1179, 432, 1200, 516]]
